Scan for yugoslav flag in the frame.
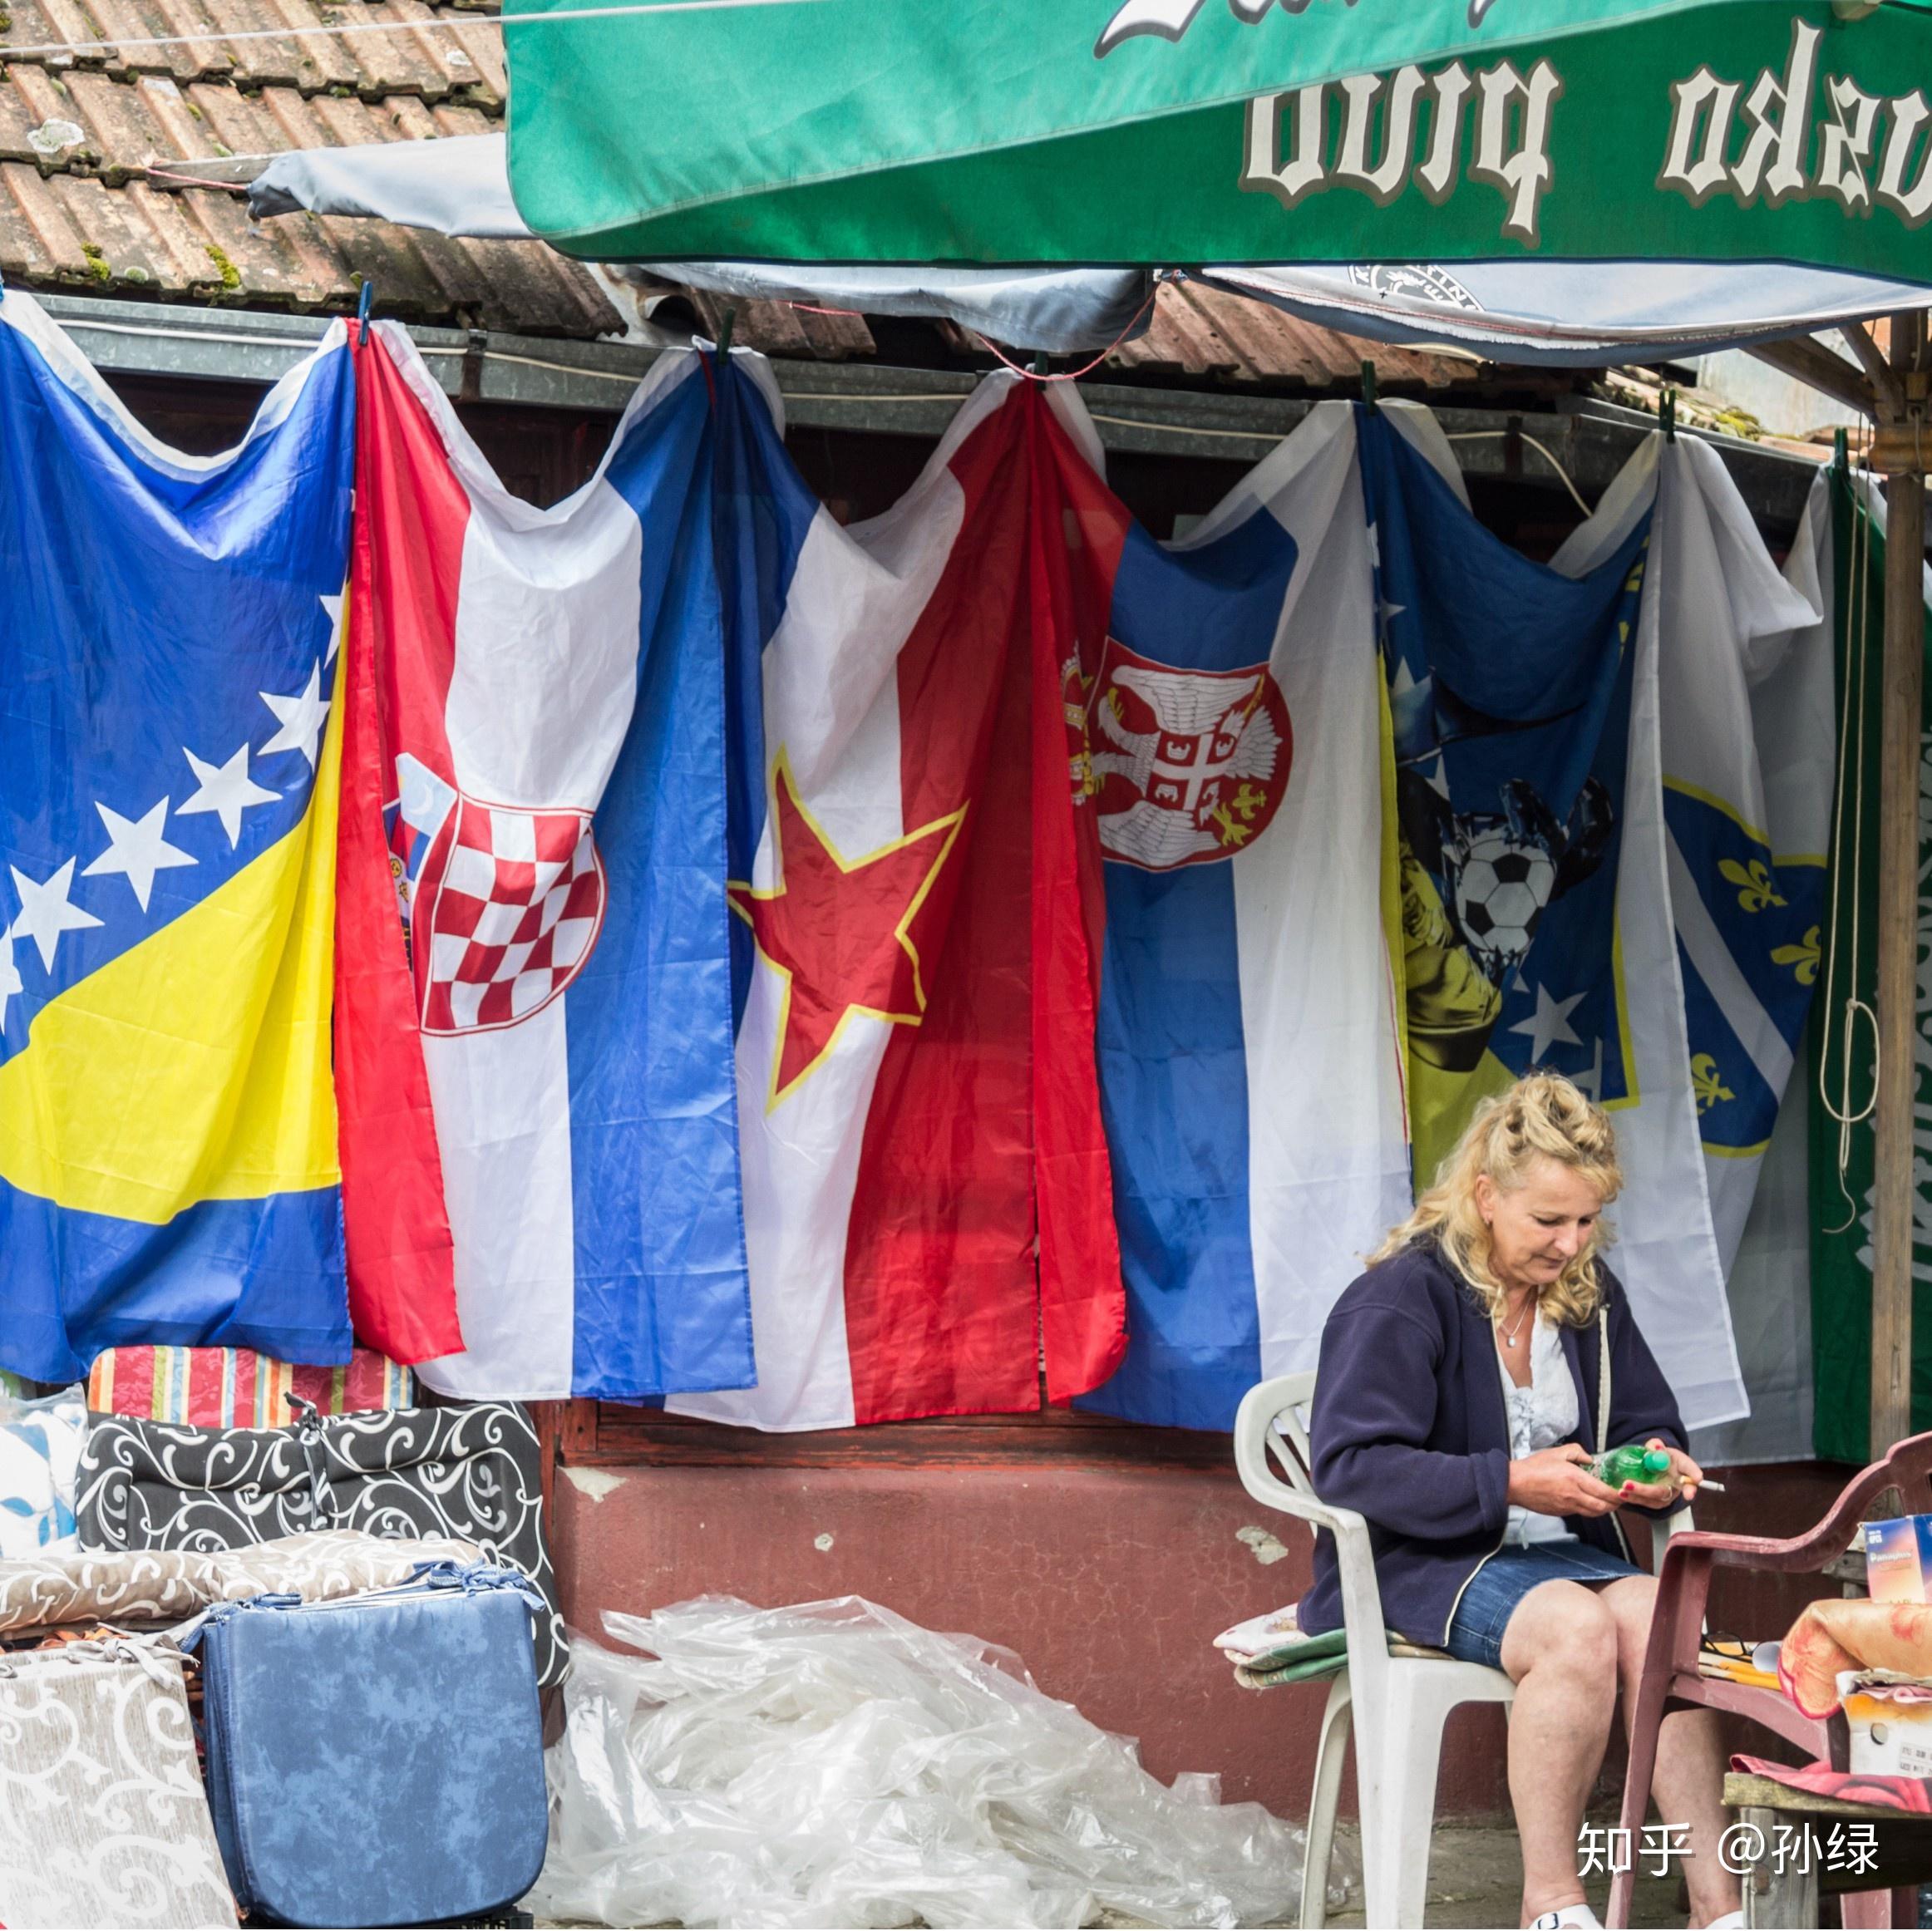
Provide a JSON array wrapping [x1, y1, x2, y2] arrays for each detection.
[[344, 324, 754, 1401], [1073, 401, 1412, 1431], [0, 288, 354, 1383], [673, 365, 1127, 1431]]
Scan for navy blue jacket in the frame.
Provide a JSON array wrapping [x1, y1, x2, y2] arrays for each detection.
[[1296, 1240, 1688, 1647]]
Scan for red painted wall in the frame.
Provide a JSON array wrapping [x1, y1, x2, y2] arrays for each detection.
[[550, 1452, 1870, 1829], [551, 1457, 1515, 1821]]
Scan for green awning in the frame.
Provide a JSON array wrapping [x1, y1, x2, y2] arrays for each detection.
[[505, 0, 1932, 278]]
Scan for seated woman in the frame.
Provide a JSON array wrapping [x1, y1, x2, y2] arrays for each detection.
[[1298, 1071, 1741, 1931]]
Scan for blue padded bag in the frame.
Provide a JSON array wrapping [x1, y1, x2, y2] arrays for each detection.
[[196, 1564, 549, 1928]]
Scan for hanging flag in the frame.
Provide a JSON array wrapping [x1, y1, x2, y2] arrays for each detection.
[[1072, 401, 1411, 1431], [1365, 403, 1651, 1184], [672, 368, 1127, 1431], [1810, 471, 1930, 1462], [0, 288, 354, 1384], [343, 324, 754, 1401], [1638, 436, 1831, 1382], [1538, 435, 1826, 1435], [1369, 407, 1826, 1431]]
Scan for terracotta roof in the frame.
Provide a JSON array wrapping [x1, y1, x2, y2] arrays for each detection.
[[0, 0, 620, 335], [1106, 278, 1493, 393], [712, 278, 1525, 396], [0, 0, 1557, 388]]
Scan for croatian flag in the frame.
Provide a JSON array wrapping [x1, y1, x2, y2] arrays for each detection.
[[1076, 401, 1412, 1431], [341, 324, 754, 1401], [673, 367, 1128, 1431]]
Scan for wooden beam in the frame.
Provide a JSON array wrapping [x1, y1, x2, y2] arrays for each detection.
[[1845, 318, 1907, 418], [1746, 333, 1877, 421], [1870, 307, 1928, 1458]]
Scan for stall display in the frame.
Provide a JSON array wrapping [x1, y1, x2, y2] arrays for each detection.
[[0, 1387, 84, 1557], [76, 1402, 568, 1685], [197, 1564, 548, 1929], [87, 1347, 416, 1427], [0, 1633, 239, 1929], [0, 1528, 482, 1645]]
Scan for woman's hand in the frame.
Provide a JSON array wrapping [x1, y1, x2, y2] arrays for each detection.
[[1615, 1437, 1703, 1510], [1506, 1444, 1623, 1519]]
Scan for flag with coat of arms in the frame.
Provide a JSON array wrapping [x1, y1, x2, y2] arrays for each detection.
[[1073, 400, 1412, 1431], [339, 322, 756, 1402]]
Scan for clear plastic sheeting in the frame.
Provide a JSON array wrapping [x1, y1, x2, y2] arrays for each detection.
[[529, 1595, 1339, 1929]]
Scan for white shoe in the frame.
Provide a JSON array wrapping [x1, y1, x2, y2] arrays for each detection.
[[1531, 1910, 1603, 1930], [1703, 1916, 1745, 1929]]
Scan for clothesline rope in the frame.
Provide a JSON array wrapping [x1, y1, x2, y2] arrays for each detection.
[[48, 313, 1691, 493], [972, 281, 1160, 384], [0, 0, 819, 61], [1442, 428, 1592, 517]]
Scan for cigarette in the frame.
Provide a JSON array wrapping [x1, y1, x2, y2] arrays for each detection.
[[1693, 1479, 1726, 1493]]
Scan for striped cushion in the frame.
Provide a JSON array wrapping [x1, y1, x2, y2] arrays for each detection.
[[86, 1348, 413, 1427]]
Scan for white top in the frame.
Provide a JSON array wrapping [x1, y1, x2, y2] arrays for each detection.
[[1497, 1317, 1580, 1547]]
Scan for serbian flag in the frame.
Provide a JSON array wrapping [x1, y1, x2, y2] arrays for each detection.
[[338, 323, 755, 1401], [1076, 401, 1412, 1431], [672, 367, 1127, 1431]]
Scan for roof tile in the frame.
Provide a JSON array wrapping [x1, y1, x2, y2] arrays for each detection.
[[0, 0, 1509, 381]]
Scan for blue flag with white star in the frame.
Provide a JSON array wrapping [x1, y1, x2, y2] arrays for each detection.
[[0, 288, 354, 1382], [1359, 406, 1653, 1185]]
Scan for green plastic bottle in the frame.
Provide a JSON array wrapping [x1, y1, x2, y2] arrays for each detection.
[[1594, 1443, 1674, 1486]]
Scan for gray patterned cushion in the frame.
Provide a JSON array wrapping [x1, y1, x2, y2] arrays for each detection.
[[76, 1404, 567, 1684]]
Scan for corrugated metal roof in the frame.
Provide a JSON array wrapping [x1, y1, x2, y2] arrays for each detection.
[[0, 0, 619, 335]]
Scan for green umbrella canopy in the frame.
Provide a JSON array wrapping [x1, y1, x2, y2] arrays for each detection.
[[505, 0, 1932, 277]]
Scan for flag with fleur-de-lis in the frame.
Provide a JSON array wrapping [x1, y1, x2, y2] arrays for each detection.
[[1651, 443, 1831, 1258], [1614, 436, 1831, 1445]]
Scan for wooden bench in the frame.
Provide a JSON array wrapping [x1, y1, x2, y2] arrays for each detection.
[[1723, 1772, 1926, 1929]]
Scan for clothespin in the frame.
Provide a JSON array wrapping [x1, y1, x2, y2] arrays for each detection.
[[357, 277, 374, 329], [1033, 350, 1052, 378], [1660, 387, 1676, 442], [1833, 425, 1849, 473], [1360, 358, 1378, 411], [714, 303, 736, 361]]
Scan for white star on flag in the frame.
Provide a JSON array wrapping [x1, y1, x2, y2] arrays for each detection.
[[259, 664, 331, 768], [321, 591, 345, 666], [1510, 983, 1587, 1062], [7, 858, 103, 973], [0, 933, 20, 1032], [83, 798, 196, 912], [180, 743, 278, 848]]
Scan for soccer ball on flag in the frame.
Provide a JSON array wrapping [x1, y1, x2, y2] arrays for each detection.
[[1452, 828, 1557, 978]]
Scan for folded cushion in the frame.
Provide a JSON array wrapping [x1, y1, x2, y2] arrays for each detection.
[[88, 1347, 413, 1427], [0, 1389, 85, 1559], [0, 1636, 239, 1928], [0, 1528, 482, 1643], [77, 1404, 567, 1685]]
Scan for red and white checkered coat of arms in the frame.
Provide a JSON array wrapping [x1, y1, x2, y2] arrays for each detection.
[[407, 793, 607, 1037]]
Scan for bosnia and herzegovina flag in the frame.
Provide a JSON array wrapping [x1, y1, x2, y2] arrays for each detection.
[[0, 288, 357, 1384]]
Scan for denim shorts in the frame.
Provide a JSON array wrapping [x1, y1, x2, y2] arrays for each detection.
[[1444, 1539, 1646, 1670]]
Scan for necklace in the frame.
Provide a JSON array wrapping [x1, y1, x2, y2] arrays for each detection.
[[1497, 1296, 1536, 1349]]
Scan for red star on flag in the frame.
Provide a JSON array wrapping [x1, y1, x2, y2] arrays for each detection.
[[731, 757, 965, 1106]]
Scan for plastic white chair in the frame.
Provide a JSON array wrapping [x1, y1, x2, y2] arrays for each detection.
[[1233, 1371, 1688, 1930]]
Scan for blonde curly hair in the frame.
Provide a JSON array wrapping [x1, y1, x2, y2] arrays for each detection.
[[1373, 1070, 1623, 1327]]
